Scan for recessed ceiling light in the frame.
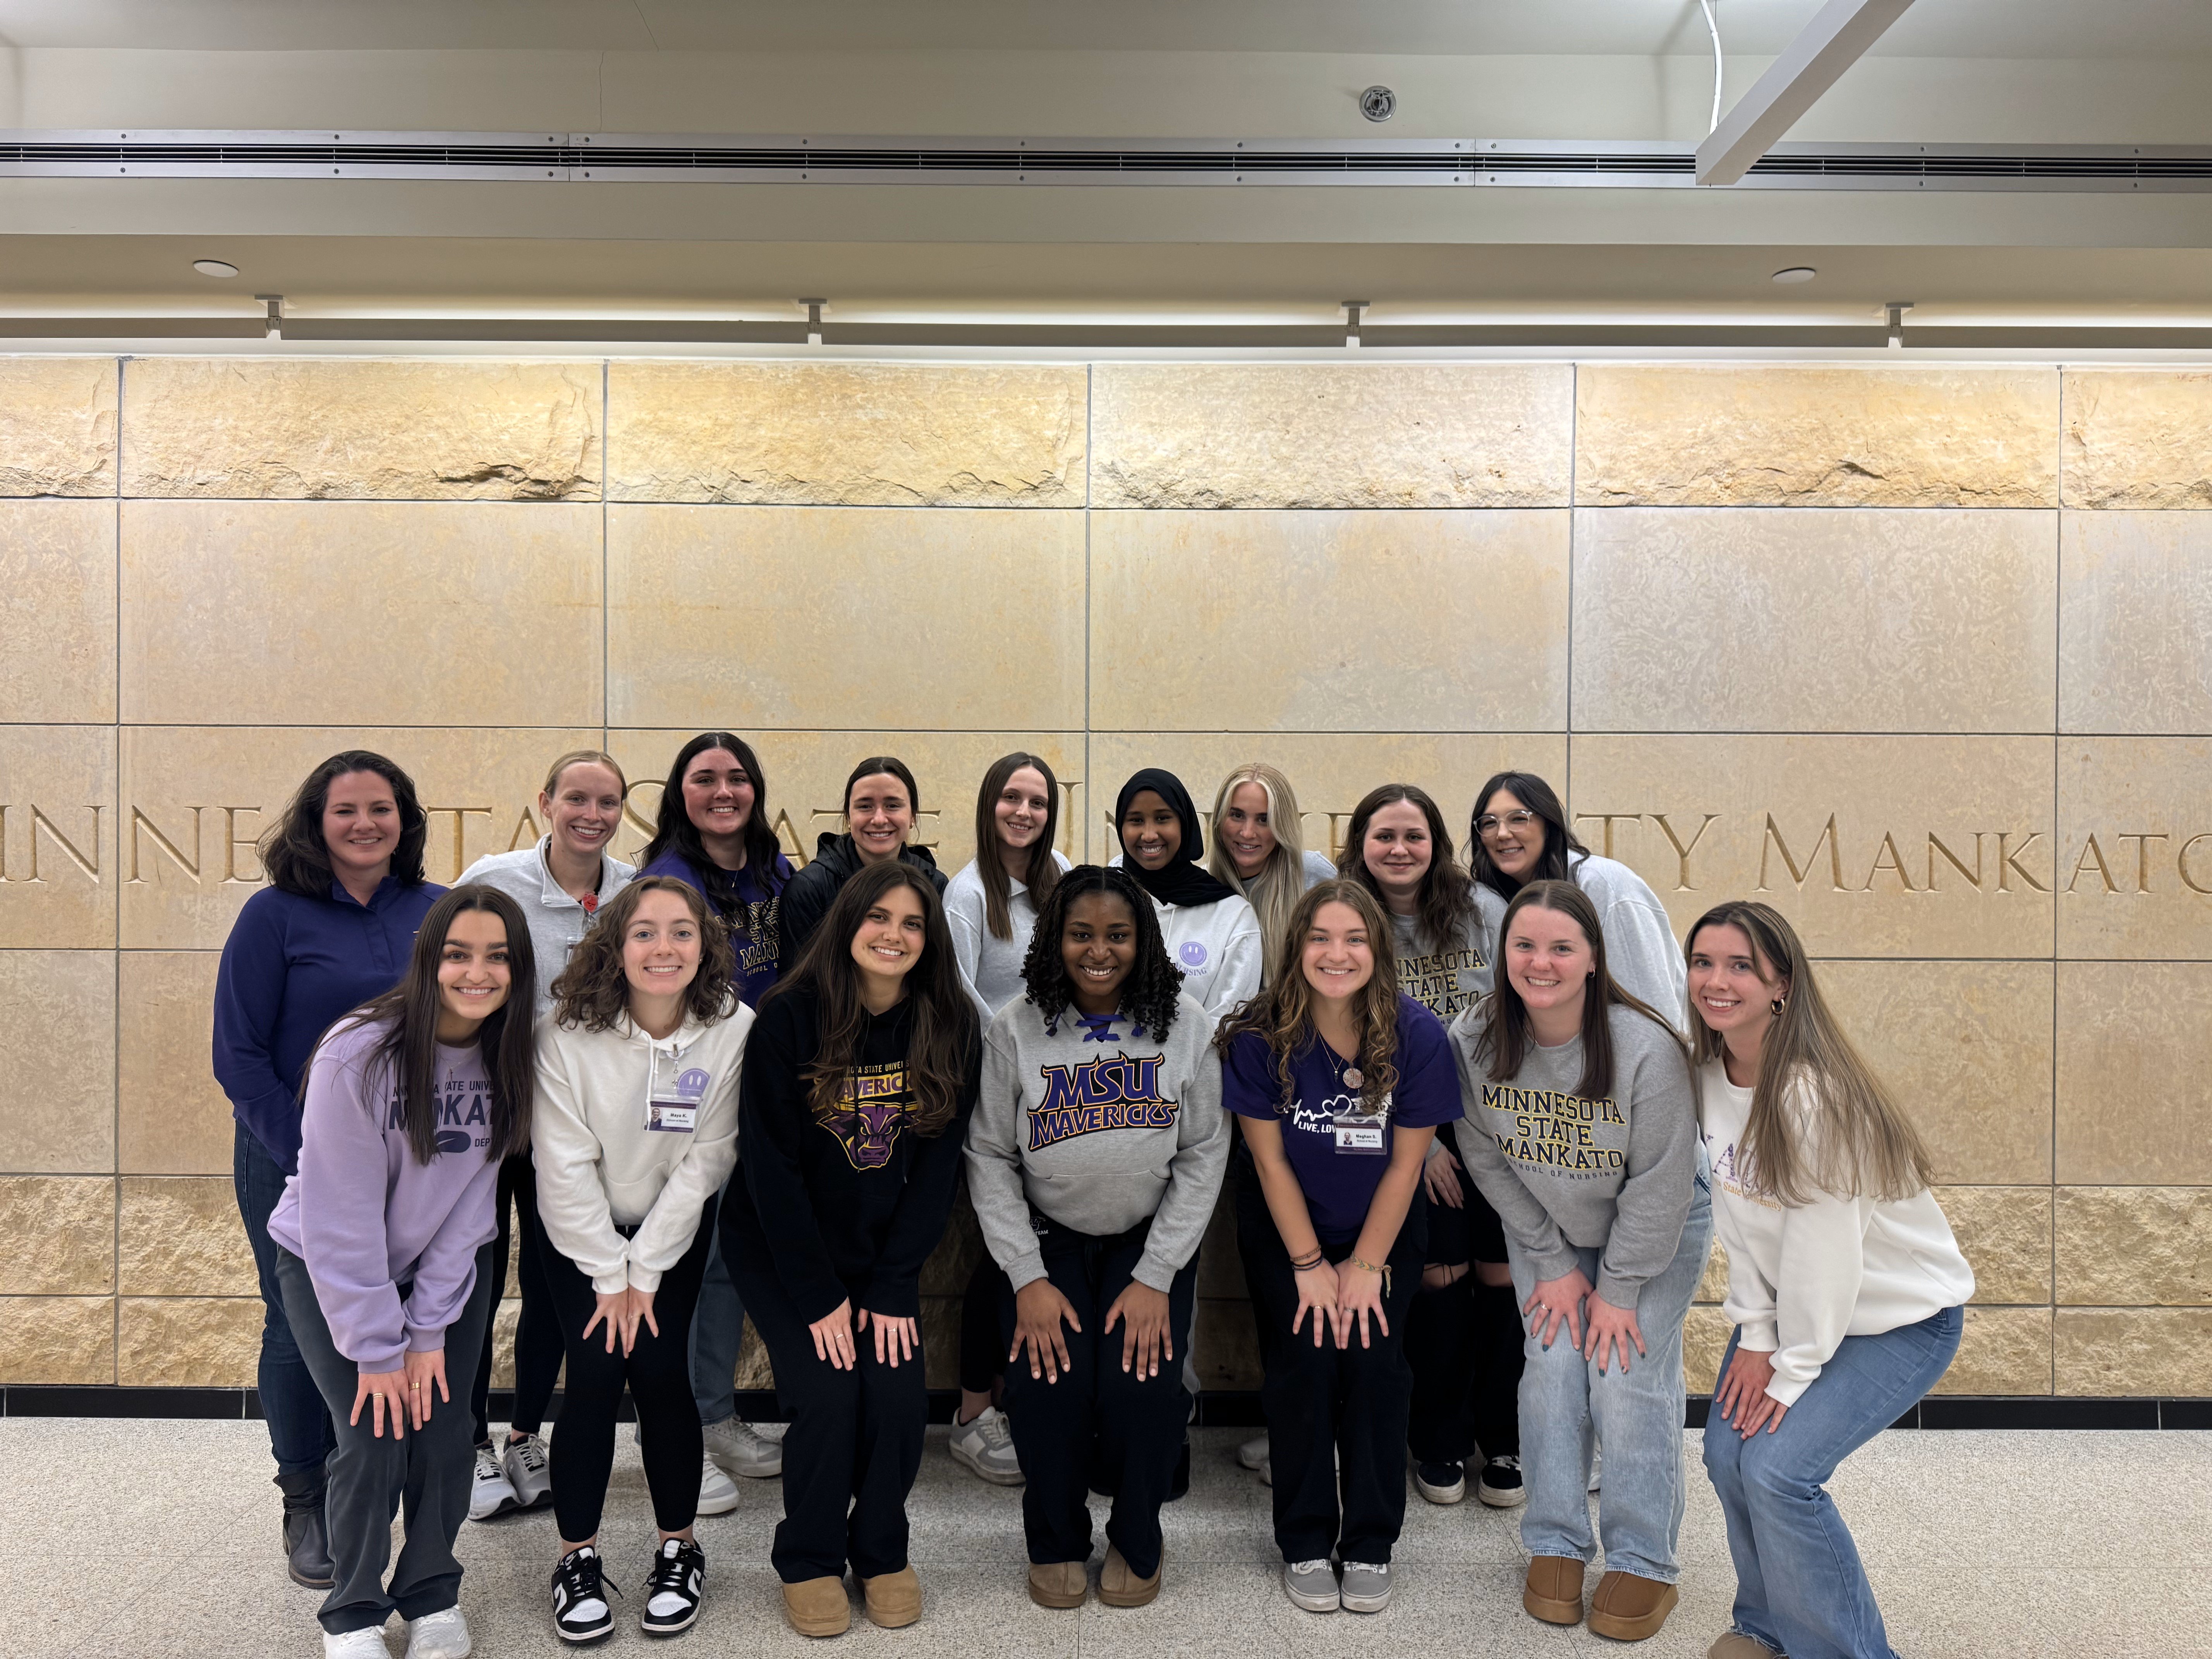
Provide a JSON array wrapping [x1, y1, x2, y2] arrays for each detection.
[[1771, 266, 1817, 284], [192, 259, 240, 278]]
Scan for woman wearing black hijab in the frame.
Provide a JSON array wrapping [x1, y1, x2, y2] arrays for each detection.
[[1112, 769, 1263, 1032]]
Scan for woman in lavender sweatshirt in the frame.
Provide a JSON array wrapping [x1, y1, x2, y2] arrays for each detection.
[[266, 885, 539, 1659]]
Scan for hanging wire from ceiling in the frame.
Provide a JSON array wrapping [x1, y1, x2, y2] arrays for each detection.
[[1699, 0, 1724, 133]]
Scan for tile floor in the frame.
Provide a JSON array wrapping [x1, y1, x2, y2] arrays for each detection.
[[8, 1421, 2202, 1657]]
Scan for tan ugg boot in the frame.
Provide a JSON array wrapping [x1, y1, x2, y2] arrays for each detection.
[[1588, 1570, 1680, 1641], [782, 1576, 851, 1638], [1708, 1634, 1783, 1659], [1523, 1555, 1586, 1625], [1028, 1561, 1087, 1609], [1099, 1544, 1161, 1607], [861, 1565, 922, 1628]]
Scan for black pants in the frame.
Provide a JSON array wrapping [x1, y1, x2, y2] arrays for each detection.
[[959, 1256, 1010, 1397], [730, 1244, 926, 1585], [998, 1216, 1196, 1580], [1237, 1158, 1424, 1565], [277, 1243, 496, 1635], [471, 1150, 563, 1444], [1405, 1125, 1523, 1464], [544, 1202, 716, 1540]]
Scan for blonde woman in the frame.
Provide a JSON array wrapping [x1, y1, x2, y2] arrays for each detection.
[[1686, 902, 1972, 1659], [1206, 764, 1335, 987]]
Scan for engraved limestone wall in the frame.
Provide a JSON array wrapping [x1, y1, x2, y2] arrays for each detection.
[[2, 354, 2207, 1398]]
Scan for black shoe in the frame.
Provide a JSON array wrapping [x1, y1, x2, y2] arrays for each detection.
[[275, 1471, 334, 1589], [1415, 1459, 1467, 1504], [1478, 1455, 1525, 1508], [552, 1546, 619, 1644], [640, 1538, 706, 1637]]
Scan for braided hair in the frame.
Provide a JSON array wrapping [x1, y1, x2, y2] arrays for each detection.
[[1018, 864, 1185, 1041]]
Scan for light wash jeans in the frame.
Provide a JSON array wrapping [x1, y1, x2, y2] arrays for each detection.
[[689, 1211, 747, 1424], [1702, 1304, 1963, 1659], [1506, 1180, 1713, 1583]]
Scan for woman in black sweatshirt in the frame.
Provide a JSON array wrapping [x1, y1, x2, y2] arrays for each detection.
[[776, 756, 949, 967], [723, 860, 981, 1639]]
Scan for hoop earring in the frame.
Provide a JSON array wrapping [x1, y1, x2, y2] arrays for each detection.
[[1771, 994, 1788, 1015]]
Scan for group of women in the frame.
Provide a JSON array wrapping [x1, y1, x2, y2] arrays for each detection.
[[216, 737, 1973, 1659]]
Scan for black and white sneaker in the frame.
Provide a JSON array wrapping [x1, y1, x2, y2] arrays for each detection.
[[1478, 1454, 1525, 1507], [551, 1545, 618, 1644], [640, 1537, 706, 1637]]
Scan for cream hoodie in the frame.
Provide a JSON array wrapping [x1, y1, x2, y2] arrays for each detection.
[[1698, 1057, 1975, 1407], [534, 1000, 749, 1294]]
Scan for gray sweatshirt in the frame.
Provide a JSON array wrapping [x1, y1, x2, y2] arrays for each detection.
[[966, 991, 1228, 1295], [1446, 1001, 1698, 1309], [1391, 899, 1500, 1024]]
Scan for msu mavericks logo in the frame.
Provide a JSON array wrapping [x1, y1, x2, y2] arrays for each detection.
[[1029, 1052, 1180, 1152]]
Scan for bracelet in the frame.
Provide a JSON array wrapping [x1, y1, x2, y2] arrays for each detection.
[[1347, 1256, 1392, 1296], [1289, 1250, 1325, 1271]]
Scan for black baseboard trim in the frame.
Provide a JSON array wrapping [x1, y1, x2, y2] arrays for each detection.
[[6, 1385, 2208, 1429]]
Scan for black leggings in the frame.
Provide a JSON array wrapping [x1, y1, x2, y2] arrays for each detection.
[[471, 1151, 563, 1444], [544, 1202, 716, 1541], [1405, 1126, 1523, 1463], [959, 1257, 1010, 1397]]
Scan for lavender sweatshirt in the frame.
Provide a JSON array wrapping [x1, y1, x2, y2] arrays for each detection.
[[267, 1018, 503, 1375]]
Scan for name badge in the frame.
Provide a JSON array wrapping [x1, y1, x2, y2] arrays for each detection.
[[647, 1054, 711, 1135], [647, 1100, 697, 1133], [1331, 1101, 1386, 1156]]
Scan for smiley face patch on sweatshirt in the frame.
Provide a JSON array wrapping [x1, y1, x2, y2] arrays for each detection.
[[1028, 1050, 1180, 1152]]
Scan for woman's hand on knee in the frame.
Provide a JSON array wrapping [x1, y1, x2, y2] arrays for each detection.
[[1103, 1281, 1173, 1379], [857, 1308, 919, 1369], [352, 1367, 410, 1440], [402, 1347, 447, 1431], [1716, 1345, 1787, 1438], [620, 1286, 659, 1352], [809, 1298, 857, 1370], [1336, 1260, 1390, 1350], [583, 1290, 630, 1356], [1421, 1142, 1465, 1208], [1580, 1292, 1645, 1374], [1010, 1279, 1082, 1383], [1525, 1267, 1593, 1350], [1291, 1260, 1341, 1348]]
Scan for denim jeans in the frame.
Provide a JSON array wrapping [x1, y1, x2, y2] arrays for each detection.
[[234, 1121, 338, 1480], [1506, 1182, 1713, 1582], [1702, 1304, 1963, 1659], [689, 1208, 747, 1423]]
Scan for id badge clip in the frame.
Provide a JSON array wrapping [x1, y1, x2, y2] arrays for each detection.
[[647, 1050, 708, 1134], [1331, 1101, 1386, 1157]]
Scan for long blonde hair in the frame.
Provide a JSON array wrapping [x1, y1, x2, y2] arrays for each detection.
[[1214, 879, 1402, 1117], [1206, 763, 1314, 983], [1685, 900, 1936, 1204]]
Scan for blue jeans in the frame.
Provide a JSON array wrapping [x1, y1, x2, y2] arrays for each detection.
[[1703, 1305, 1964, 1659], [689, 1211, 747, 1423], [1506, 1183, 1713, 1583], [234, 1122, 337, 1480]]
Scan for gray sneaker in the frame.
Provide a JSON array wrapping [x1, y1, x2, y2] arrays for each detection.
[[1237, 1433, 1272, 1487], [467, 1443, 519, 1522], [703, 1416, 785, 1479], [696, 1454, 739, 1516], [501, 1432, 553, 1510], [947, 1406, 1024, 1486], [1340, 1562, 1391, 1614], [1284, 1559, 1339, 1613]]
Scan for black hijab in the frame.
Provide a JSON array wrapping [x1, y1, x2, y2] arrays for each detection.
[[1113, 768, 1239, 908]]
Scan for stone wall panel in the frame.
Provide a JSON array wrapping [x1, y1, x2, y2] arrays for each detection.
[[0, 357, 117, 498], [0, 950, 116, 1173], [2055, 1308, 2212, 1396], [2056, 962, 2212, 1184], [2056, 738, 2212, 961], [116, 952, 231, 1175], [0, 725, 118, 949], [0, 1296, 115, 1384], [118, 1177, 257, 1297], [2062, 369, 2212, 508], [0, 500, 117, 723], [0, 1177, 114, 1294], [122, 358, 602, 500], [1940, 1186, 2053, 1305], [609, 361, 1085, 506], [2056, 1187, 2211, 1307], [2059, 513, 2212, 733], [117, 1295, 261, 1386], [1092, 362, 1573, 508], [1929, 1306, 2051, 1395]]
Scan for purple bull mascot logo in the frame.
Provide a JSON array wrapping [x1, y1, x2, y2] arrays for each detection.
[[833, 1065, 910, 1170]]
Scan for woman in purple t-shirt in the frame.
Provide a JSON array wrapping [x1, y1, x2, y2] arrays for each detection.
[[1216, 879, 1460, 1618]]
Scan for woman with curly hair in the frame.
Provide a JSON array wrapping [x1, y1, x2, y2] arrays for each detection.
[[723, 862, 981, 1638], [532, 876, 750, 1643], [965, 865, 1227, 1611], [1218, 879, 1460, 1616]]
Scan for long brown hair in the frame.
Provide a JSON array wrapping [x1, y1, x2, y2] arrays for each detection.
[[770, 859, 978, 1138], [1467, 769, 1589, 901], [1214, 879, 1402, 1117], [550, 876, 738, 1033], [1339, 782, 1480, 955], [972, 751, 1062, 941], [1475, 879, 1678, 1102], [322, 884, 535, 1164], [1685, 900, 1937, 1204]]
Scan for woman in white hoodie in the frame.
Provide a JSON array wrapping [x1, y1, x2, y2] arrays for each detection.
[[534, 876, 750, 1645], [1685, 900, 1972, 1659]]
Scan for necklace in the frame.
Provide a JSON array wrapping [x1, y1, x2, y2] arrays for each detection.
[[1326, 1045, 1364, 1092]]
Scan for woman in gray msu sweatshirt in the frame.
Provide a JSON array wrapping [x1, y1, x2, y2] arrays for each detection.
[[964, 864, 1228, 1613]]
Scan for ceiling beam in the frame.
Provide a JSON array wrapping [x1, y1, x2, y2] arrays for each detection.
[[1696, 0, 1918, 187]]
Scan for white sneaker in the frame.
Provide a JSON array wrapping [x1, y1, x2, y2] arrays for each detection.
[[501, 1432, 553, 1510], [404, 1606, 472, 1659], [1589, 1444, 1603, 1493], [703, 1415, 785, 1479], [467, 1444, 519, 1521], [323, 1630, 391, 1658], [947, 1405, 1024, 1486], [697, 1454, 740, 1516], [1238, 1432, 1272, 1487]]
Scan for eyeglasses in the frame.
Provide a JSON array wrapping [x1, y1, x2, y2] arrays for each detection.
[[1475, 810, 1538, 836]]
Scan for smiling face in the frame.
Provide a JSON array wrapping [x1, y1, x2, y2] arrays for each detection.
[[542, 761, 625, 867], [1361, 799, 1434, 908], [1504, 903, 1593, 1028], [322, 769, 402, 885], [1061, 890, 1138, 1015], [437, 909, 513, 1031], [680, 747, 756, 858], [1688, 921, 1785, 1049], [1120, 790, 1182, 871], [850, 881, 929, 992], [994, 765, 1053, 855], [1300, 899, 1375, 1005], [1217, 780, 1278, 879], [847, 772, 916, 866], [1476, 787, 1546, 884], [622, 888, 703, 1003]]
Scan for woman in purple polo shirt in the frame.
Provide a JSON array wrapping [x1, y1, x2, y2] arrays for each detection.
[[214, 750, 445, 1590]]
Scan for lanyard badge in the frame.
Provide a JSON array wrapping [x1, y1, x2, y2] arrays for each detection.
[[1332, 1099, 1386, 1156], [647, 1046, 708, 1133]]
